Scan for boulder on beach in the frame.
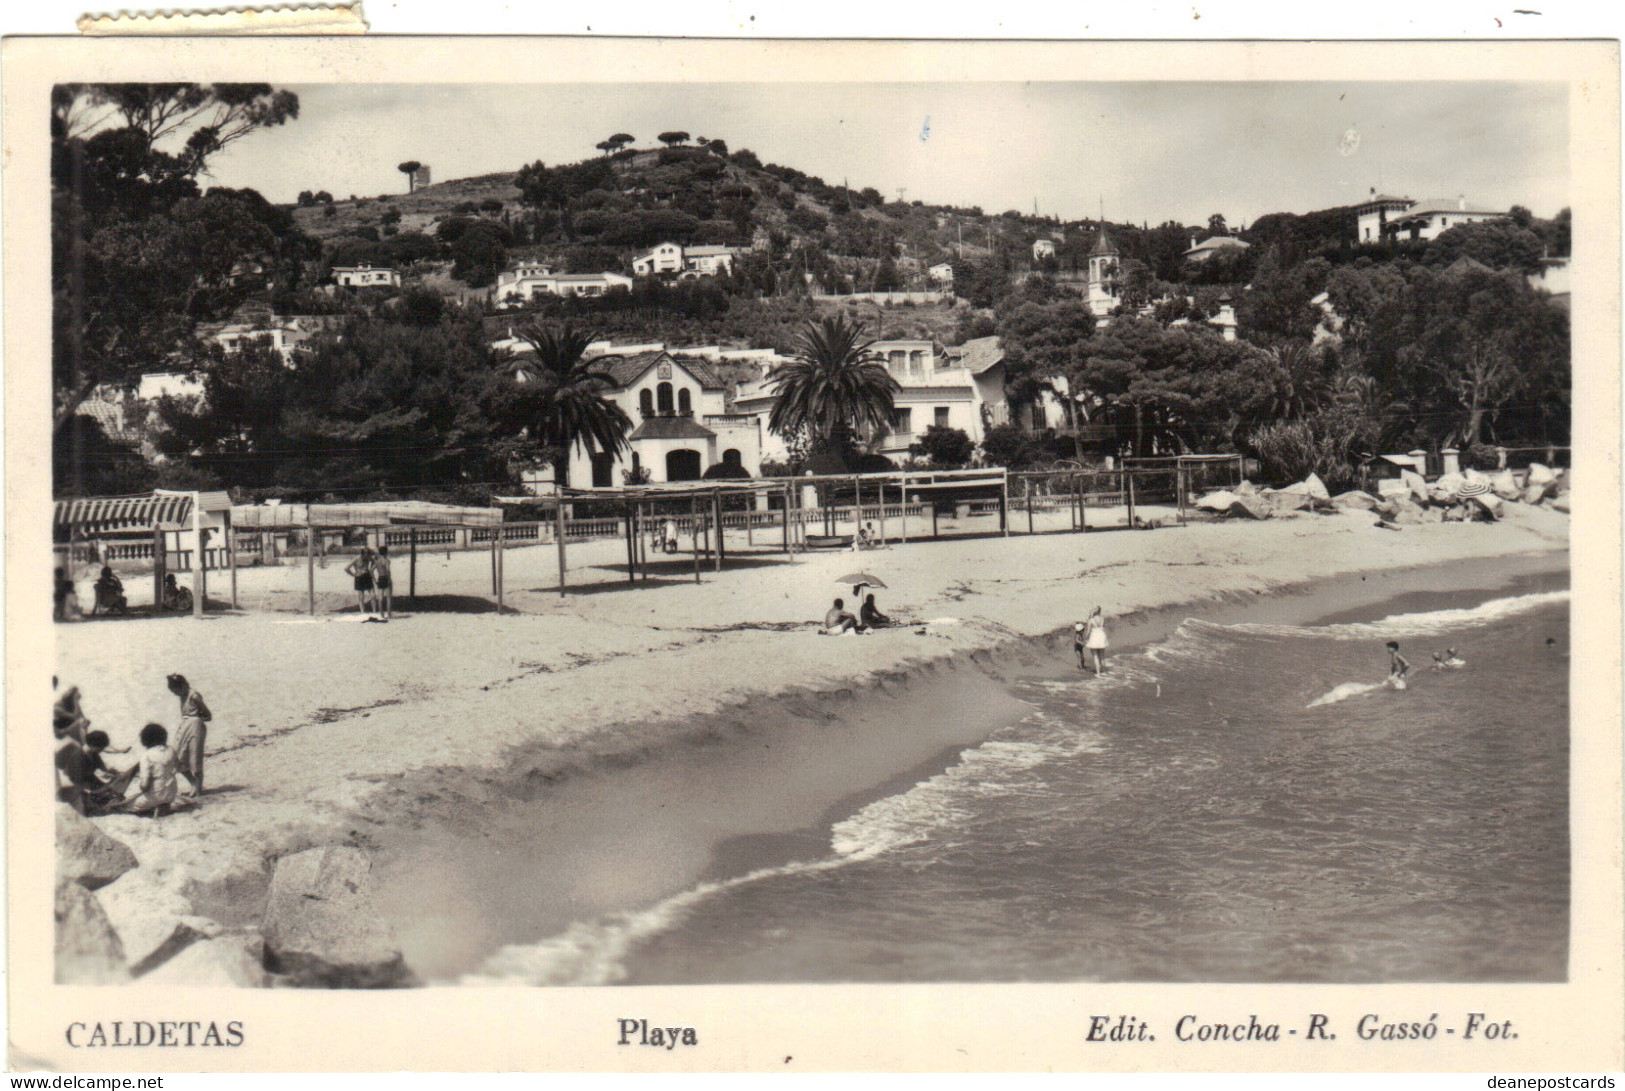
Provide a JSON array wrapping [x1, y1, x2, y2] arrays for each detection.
[[1527, 462, 1557, 486], [1233, 480, 1260, 497], [55, 879, 130, 984], [1471, 493, 1504, 520], [1491, 470, 1522, 500], [1522, 483, 1552, 506], [1556, 469, 1571, 496], [142, 931, 267, 988], [1333, 490, 1379, 511], [1196, 489, 1238, 512], [1391, 508, 1425, 526], [56, 803, 138, 891], [1400, 469, 1429, 503], [1434, 472, 1466, 496], [1552, 495, 1571, 513], [261, 846, 412, 988], [95, 869, 208, 976], [1224, 495, 1273, 520], [1263, 489, 1311, 513]]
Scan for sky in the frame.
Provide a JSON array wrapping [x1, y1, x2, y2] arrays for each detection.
[[203, 81, 1570, 226]]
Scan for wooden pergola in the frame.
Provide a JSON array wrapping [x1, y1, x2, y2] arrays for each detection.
[[231, 500, 506, 614]]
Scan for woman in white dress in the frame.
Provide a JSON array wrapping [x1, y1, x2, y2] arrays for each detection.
[[1084, 605, 1108, 675]]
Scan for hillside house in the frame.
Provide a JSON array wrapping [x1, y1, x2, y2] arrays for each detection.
[[493, 264, 633, 305], [505, 345, 760, 489], [927, 262, 955, 285], [1356, 190, 1509, 245], [631, 242, 744, 278], [1032, 239, 1056, 261], [1183, 235, 1251, 264], [332, 264, 401, 289]]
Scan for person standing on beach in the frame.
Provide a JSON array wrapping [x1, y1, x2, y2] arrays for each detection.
[[167, 673, 212, 798], [1084, 605, 1108, 675], [373, 545, 394, 620], [1073, 622, 1089, 670], [346, 547, 376, 616]]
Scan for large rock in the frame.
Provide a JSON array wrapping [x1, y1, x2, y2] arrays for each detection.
[[1196, 489, 1238, 512], [261, 846, 412, 988], [1491, 470, 1522, 500], [1400, 469, 1429, 503], [1263, 488, 1311, 513], [55, 879, 130, 984], [143, 931, 266, 988], [1521, 483, 1552, 505], [1298, 472, 1330, 500], [1391, 508, 1425, 526], [1552, 494, 1570, 513], [1434, 472, 1466, 497], [1333, 490, 1379, 511], [56, 804, 138, 891], [1527, 462, 1557, 486], [95, 869, 207, 976]]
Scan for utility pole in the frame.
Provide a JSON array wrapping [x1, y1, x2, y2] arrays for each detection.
[[896, 187, 907, 205]]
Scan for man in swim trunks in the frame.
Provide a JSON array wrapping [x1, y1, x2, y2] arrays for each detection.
[[823, 598, 860, 634], [373, 545, 394, 620], [346, 547, 376, 616], [1386, 641, 1411, 687]]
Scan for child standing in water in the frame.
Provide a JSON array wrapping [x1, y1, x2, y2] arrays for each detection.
[[1386, 641, 1411, 689], [1073, 622, 1088, 670]]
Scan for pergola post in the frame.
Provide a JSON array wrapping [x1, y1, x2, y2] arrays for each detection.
[[491, 524, 503, 610], [999, 471, 1010, 536], [226, 509, 238, 609], [712, 489, 723, 571], [1027, 475, 1035, 534], [625, 503, 637, 585], [1177, 465, 1188, 525], [898, 475, 908, 544], [782, 481, 791, 555], [152, 525, 165, 614], [690, 494, 701, 584], [555, 483, 568, 598], [1127, 468, 1137, 528], [305, 509, 315, 616], [409, 528, 418, 603], [851, 475, 861, 552], [190, 492, 204, 618]]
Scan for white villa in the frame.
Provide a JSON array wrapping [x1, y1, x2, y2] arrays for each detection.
[[332, 264, 401, 289], [493, 264, 633, 305], [927, 262, 954, 285], [631, 242, 745, 278], [504, 343, 762, 490], [1032, 239, 1056, 261], [732, 336, 1064, 466], [1356, 190, 1509, 245]]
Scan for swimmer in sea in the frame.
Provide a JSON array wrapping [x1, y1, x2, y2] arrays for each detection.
[[1443, 647, 1466, 667], [1386, 641, 1411, 689], [1431, 652, 1446, 671]]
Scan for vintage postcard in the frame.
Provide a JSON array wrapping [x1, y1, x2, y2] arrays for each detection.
[[6, 36, 1621, 1073]]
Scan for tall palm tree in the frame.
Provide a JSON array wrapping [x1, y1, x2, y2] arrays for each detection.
[[767, 314, 899, 470], [505, 322, 631, 487]]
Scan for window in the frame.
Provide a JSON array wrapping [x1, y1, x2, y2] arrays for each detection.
[[892, 408, 912, 435], [590, 452, 615, 488], [677, 388, 692, 415], [722, 448, 742, 468], [910, 350, 925, 375], [935, 407, 951, 429], [657, 383, 674, 414], [639, 389, 654, 418]]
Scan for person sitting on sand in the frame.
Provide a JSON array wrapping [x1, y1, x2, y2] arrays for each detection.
[[167, 673, 211, 799], [79, 730, 136, 814], [373, 545, 394, 620], [1386, 641, 1411, 688], [346, 547, 376, 616], [1444, 647, 1466, 667], [823, 597, 861, 635], [118, 723, 179, 817], [860, 592, 892, 629]]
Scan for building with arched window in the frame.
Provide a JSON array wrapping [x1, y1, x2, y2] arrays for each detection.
[[505, 344, 761, 489]]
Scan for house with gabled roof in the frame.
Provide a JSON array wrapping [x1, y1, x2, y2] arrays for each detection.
[[503, 343, 761, 489]]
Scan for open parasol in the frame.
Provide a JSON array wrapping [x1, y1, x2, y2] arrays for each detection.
[[836, 572, 887, 593]]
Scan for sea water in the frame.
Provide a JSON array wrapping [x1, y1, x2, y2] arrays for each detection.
[[463, 589, 1569, 985]]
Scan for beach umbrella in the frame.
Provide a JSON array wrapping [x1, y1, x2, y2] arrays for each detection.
[[835, 572, 887, 590], [1456, 480, 1491, 498]]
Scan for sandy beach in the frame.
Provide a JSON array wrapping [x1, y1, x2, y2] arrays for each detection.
[[58, 504, 1571, 977]]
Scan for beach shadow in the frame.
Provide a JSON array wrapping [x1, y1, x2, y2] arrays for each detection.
[[380, 594, 500, 614]]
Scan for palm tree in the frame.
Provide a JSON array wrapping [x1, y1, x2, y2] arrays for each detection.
[[504, 322, 631, 487], [767, 315, 899, 470]]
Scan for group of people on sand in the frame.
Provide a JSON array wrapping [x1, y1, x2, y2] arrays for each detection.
[[55, 564, 194, 621], [54, 673, 212, 818], [1384, 641, 1466, 689], [344, 545, 395, 620], [821, 591, 893, 635]]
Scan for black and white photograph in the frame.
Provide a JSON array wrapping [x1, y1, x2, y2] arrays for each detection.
[[8, 33, 1620, 1074]]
